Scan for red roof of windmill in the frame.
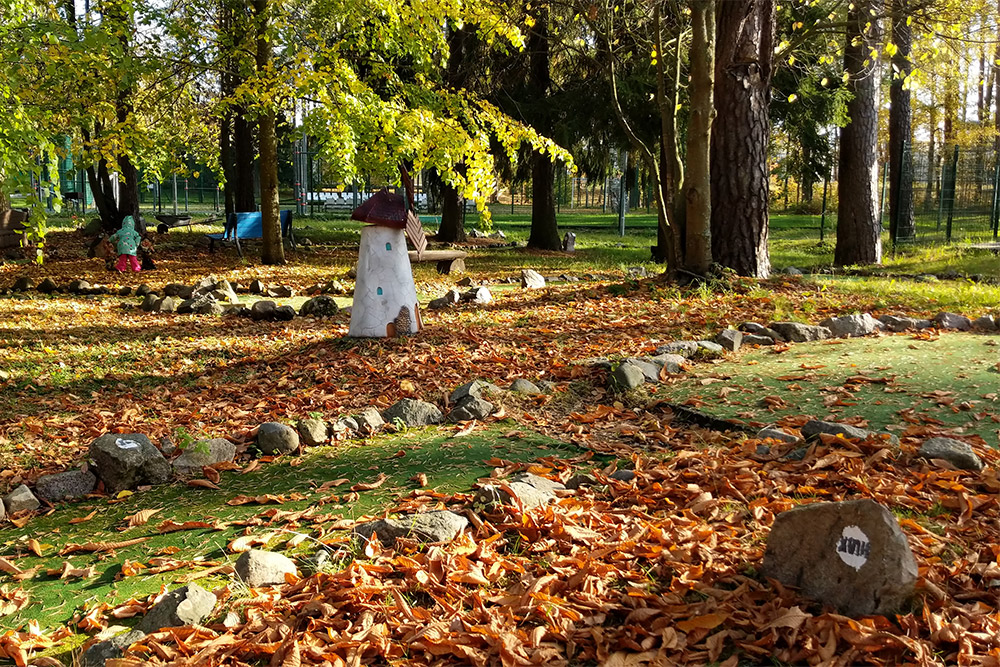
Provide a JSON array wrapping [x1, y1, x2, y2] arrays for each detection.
[[350, 166, 427, 258], [350, 188, 407, 228]]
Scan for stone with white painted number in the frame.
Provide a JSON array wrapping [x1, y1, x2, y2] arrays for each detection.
[[89, 433, 171, 494], [762, 499, 917, 616]]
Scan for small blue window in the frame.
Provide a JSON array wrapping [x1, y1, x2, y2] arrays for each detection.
[[377, 287, 383, 295], [385, 242, 392, 251]]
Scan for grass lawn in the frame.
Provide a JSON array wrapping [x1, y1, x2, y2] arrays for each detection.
[[662, 331, 1000, 445]]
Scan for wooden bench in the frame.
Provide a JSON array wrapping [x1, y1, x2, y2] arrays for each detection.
[[0, 209, 29, 252], [408, 249, 467, 274]]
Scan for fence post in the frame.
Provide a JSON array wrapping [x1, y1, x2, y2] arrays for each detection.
[[890, 140, 906, 252], [820, 176, 828, 242], [946, 144, 959, 243], [618, 151, 628, 237], [878, 162, 888, 231], [936, 153, 947, 232], [991, 155, 1000, 240]]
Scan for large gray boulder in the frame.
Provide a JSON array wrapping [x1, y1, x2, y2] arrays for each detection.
[[972, 315, 997, 331], [743, 334, 775, 346], [172, 438, 237, 476], [137, 583, 216, 632], [354, 407, 385, 435], [521, 269, 546, 289], [474, 472, 564, 509], [88, 433, 171, 494], [450, 379, 502, 405], [622, 358, 661, 383], [801, 420, 898, 446], [739, 322, 785, 342], [655, 341, 700, 358], [762, 499, 918, 616], [878, 314, 932, 332], [3, 484, 40, 513], [462, 287, 493, 305], [757, 427, 801, 444], [714, 329, 743, 352], [918, 437, 983, 472], [610, 362, 646, 391], [510, 379, 542, 394], [250, 300, 277, 322], [383, 399, 443, 427], [934, 312, 972, 331], [801, 420, 869, 441], [819, 313, 882, 338], [300, 295, 339, 318], [257, 422, 299, 455], [449, 397, 494, 422], [650, 354, 685, 374], [354, 511, 469, 546], [156, 296, 181, 313], [235, 549, 298, 587], [769, 322, 832, 343], [296, 418, 329, 446], [34, 470, 97, 503], [81, 629, 147, 667]]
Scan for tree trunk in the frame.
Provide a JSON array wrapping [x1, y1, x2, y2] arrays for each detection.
[[684, 0, 715, 274], [438, 181, 467, 242], [437, 25, 475, 243], [835, 0, 882, 266], [888, 0, 915, 244], [924, 101, 937, 210], [710, 0, 773, 278], [254, 0, 283, 264], [526, 3, 561, 250], [439, 182, 466, 241], [234, 113, 256, 212], [653, 8, 684, 265]]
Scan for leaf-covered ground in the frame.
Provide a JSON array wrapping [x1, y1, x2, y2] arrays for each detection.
[[2, 222, 1000, 666]]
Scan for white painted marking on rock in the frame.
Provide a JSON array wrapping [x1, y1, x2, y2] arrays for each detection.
[[836, 524, 871, 571], [115, 438, 141, 450]]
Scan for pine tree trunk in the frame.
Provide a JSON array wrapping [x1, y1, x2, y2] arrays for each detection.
[[254, 0, 283, 265], [684, 0, 715, 274], [526, 3, 561, 250], [710, 0, 773, 278], [835, 0, 882, 266], [888, 0, 915, 244], [438, 182, 467, 242]]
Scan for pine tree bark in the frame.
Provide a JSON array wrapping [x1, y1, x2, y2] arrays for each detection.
[[254, 0, 283, 264], [710, 0, 773, 278], [888, 0, 915, 244], [684, 0, 715, 274], [526, 3, 560, 250], [835, 0, 882, 266]]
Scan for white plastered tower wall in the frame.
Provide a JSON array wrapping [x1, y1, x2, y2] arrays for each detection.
[[349, 225, 421, 337]]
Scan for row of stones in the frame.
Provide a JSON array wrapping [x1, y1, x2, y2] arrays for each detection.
[[3, 275, 297, 299], [755, 419, 984, 471], [606, 310, 999, 392], [0, 379, 550, 521]]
